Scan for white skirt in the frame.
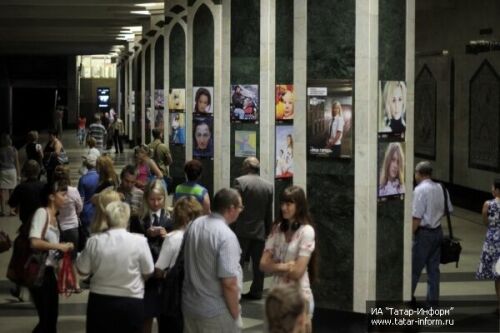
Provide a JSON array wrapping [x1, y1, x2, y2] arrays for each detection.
[[0, 168, 17, 189]]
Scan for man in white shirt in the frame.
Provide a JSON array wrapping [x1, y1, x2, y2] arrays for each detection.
[[412, 161, 453, 305]]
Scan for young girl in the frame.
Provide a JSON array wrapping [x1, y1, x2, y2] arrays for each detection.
[[138, 180, 173, 333], [134, 145, 164, 191], [194, 88, 212, 114], [281, 90, 295, 120], [260, 186, 317, 332]]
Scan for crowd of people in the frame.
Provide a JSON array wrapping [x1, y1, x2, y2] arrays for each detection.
[[0, 119, 317, 333]]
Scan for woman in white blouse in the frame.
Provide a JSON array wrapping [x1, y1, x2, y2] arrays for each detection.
[[76, 200, 154, 333], [260, 186, 317, 332], [29, 181, 74, 333], [154, 196, 202, 333]]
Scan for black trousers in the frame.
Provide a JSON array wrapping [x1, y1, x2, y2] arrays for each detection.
[[87, 292, 143, 333], [158, 314, 183, 333], [113, 132, 123, 153], [238, 238, 265, 297], [30, 267, 58, 333]]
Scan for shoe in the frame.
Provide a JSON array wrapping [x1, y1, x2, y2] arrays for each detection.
[[10, 287, 23, 302], [241, 292, 262, 300]]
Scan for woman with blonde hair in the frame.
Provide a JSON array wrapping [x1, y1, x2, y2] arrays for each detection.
[[266, 285, 307, 333], [91, 188, 121, 233], [381, 81, 406, 133], [95, 155, 118, 193], [378, 142, 405, 196], [0, 133, 20, 216]]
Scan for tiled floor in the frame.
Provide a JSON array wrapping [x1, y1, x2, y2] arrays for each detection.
[[0, 131, 498, 332]]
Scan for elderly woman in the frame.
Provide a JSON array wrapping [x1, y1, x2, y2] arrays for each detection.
[[76, 200, 154, 333]]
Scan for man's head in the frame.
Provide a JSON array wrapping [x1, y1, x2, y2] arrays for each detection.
[[120, 165, 138, 192], [242, 157, 260, 175], [184, 160, 203, 182], [83, 154, 97, 169], [212, 188, 243, 224], [152, 128, 163, 141], [22, 159, 40, 180], [415, 161, 432, 184]]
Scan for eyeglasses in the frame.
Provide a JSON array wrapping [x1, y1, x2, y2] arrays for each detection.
[[235, 205, 245, 211]]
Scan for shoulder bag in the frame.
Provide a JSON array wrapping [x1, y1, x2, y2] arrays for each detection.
[[7, 210, 50, 288], [439, 184, 462, 267], [0, 230, 11, 253]]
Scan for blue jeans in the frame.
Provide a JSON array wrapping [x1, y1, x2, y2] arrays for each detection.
[[412, 227, 443, 303]]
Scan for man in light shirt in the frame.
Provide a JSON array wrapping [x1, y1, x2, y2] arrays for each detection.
[[182, 188, 244, 332], [412, 161, 453, 305]]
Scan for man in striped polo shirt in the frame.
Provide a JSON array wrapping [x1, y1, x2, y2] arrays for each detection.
[[88, 113, 107, 153], [182, 188, 243, 332]]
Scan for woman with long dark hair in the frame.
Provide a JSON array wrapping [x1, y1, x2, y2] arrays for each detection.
[[260, 185, 317, 332]]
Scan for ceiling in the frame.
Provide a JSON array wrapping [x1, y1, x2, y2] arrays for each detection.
[[0, 0, 164, 56]]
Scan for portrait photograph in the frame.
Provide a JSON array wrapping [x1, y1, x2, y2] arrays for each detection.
[[230, 84, 259, 122], [193, 115, 213, 159], [306, 80, 353, 158], [275, 125, 294, 179], [169, 112, 185, 145], [153, 108, 164, 131], [378, 81, 407, 136], [377, 142, 406, 198], [234, 130, 257, 157], [168, 88, 185, 111], [275, 84, 294, 121], [154, 89, 165, 109], [193, 86, 213, 115]]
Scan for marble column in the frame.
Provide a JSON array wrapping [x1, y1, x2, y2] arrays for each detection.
[[259, 0, 276, 184], [141, 45, 146, 145], [353, 0, 378, 313]]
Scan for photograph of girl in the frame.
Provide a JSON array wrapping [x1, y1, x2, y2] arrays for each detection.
[[230, 84, 259, 121], [168, 88, 185, 111], [276, 126, 294, 179], [193, 116, 213, 158], [379, 81, 407, 134], [276, 85, 294, 121], [193, 87, 213, 115], [169, 113, 185, 145], [378, 142, 405, 197]]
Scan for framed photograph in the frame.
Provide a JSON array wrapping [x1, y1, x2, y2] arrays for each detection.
[[377, 142, 406, 199], [307, 80, 353, 158], [230, 84, 259, 122], [378, 81, 407, 137], [276, 84, 294, 121], [193, 115, 213, 159], [275, 125, 294, 179], [169, 112, 185, 145], [168, 88, 185, 112], [193, 86, 213, 115], [154, 89, 165, 110], [234, 130, 257, 157]]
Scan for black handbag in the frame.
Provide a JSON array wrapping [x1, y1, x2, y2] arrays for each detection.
[[440, 184, 462, 267]]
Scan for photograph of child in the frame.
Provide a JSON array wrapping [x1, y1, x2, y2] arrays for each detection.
[[170, 113, 185, 145], [234, 131, 257, 157], [377, 142, 405, 197], [230, 84, 259, 121], [275, 125, 294, 179], [378, 81, 406, 135], [193, 87, 213, 115], [193, 115, 213, 158], [168, 88, 185, 111], [307, 83, 353, 158], [276, 84, 294, 120]]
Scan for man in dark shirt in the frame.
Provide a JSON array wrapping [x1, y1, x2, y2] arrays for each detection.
[[8, 160, 45, 229]]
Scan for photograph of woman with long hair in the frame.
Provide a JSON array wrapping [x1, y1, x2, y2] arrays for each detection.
[[378, 142, 405, 197], [379, 81, 407, 134]]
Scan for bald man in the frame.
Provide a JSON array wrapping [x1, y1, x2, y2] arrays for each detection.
[[233, 157, 273, 300]]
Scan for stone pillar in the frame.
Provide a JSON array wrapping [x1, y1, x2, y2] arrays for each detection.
[[353, 0, 379, 313]]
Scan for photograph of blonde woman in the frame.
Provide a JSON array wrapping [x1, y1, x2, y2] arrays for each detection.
[[378, 142, 405, 197]]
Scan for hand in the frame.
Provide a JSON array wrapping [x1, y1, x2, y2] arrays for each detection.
[[59, 242, 74, 253]]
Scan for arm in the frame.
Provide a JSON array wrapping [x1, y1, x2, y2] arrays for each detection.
[[54, 140, 62, 155], [74, 189, 83, 214], [202, 193, 211, 214], [332, 130, 342, 144], [31, 238, 73, 252], [259, 250, 293, 274], [286, 255, 310, 281], [412, 217, 421, 234], [148, 159, 163, 179], [14, 149, 20, 180], [482, 201, 489, 225], [221, 276, 240, 320]]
